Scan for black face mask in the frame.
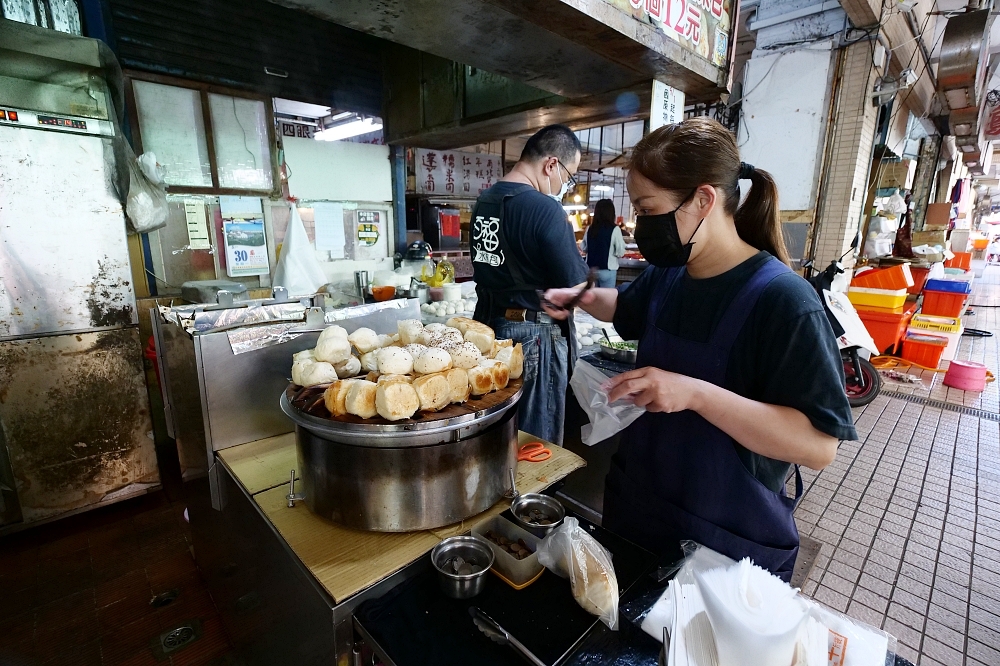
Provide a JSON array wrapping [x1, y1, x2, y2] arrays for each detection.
[[633, 194, 704, 268]]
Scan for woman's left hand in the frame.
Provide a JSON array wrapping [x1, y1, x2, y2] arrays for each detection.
[[604, 367, 703, 413]]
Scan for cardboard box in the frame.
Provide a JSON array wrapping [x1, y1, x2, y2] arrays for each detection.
[[912, 230, 946, 247], [878, 160, 915, 189], [924, 202, 952, 230]]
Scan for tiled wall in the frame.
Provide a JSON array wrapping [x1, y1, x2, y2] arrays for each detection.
[[812, 41, 881, 269]]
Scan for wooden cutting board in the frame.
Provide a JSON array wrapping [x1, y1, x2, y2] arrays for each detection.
[[218, 431, 585, 604]]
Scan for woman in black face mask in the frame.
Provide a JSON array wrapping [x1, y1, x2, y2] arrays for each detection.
[[542, 118, 856, 581]]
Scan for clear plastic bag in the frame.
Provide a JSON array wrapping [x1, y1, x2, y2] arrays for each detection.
[[569, 359, 646, 445], [536, 517, 620, 630], [125, 153, 168, 233]]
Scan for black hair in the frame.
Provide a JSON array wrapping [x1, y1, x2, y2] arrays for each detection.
[[591, 199, 616, 231], [519, 125, 582, 165]]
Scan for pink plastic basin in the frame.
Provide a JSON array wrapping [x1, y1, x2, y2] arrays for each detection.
[[943, 360, 988, 392]]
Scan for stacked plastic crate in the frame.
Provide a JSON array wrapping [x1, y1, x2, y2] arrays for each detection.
[[848, 264, 917, 355]]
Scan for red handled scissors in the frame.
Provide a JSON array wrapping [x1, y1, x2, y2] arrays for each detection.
[[517, 441, 552, 463]]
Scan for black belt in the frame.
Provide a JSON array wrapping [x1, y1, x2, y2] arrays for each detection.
[[493, 308, 539, 323]]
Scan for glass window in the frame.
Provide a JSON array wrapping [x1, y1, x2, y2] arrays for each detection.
[[48, 0, 81, 34], [208, 94, 273, 190], [133, 81, 212, 187]]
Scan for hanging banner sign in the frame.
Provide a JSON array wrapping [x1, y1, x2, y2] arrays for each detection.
[[278, 120, 315, 139], [650, 80, 686, 130], [606, 0, 733, 68], [415, 149, 501, 196]]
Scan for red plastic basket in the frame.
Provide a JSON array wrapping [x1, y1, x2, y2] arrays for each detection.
[[901, 333, 948, 369], [921, 290, 968, 318]]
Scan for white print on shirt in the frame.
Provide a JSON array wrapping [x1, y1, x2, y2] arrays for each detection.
[[472, 215, 505, 267]]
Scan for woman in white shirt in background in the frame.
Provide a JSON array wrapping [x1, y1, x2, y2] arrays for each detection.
[[581, 199, 627, 288]]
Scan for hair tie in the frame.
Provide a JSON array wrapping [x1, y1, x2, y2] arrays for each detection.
[[738, 162, 755, 180]]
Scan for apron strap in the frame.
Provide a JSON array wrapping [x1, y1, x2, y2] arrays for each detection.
[[790, 465, 804, 506], [709, 258, 792, 350], [494, 184, 539, 293]]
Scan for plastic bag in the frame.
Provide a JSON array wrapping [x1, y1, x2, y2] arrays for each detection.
[[137, 152, 165, 185], [569, 359, 646, 445], [125, 154, 168, 233], [536, 517, 619, 630], [273, 205, 328, 297]]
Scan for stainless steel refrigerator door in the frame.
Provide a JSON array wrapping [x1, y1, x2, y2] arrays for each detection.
[[0, 328, 159, 523], [0, 124, 136, 340]]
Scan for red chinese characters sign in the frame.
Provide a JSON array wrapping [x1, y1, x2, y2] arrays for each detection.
[[613, 0, 732, 68], [984, 104, 1000, 142], [416, 149, 500, 196]]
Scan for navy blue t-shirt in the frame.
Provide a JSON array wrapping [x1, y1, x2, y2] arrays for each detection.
[[471, 182, 588, 312], [614, 252, 857, 492]]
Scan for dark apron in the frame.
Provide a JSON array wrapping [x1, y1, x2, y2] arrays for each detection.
[[603, 257, 802, 581], [470, 183, 539, 324], [470, 184, 577, 360]]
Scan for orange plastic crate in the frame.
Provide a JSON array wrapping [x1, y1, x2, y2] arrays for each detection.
[[901, 332, 948, 369], [856, 302, 917, 355], [907, 266, 929, 295], [851, 264, 914, 290], [922, 290, 967, 318], [944, 252, 971, 270]]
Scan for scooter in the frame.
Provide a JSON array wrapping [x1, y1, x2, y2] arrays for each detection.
[[802, 240, 883, 407]]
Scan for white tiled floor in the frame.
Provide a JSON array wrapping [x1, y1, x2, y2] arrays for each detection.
[[797, 266, 1000, 666]]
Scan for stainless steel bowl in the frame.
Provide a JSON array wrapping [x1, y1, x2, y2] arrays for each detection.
[[598, 339, 638, 364], [510, 494, 566, 538], [431, 536, 494, 599]]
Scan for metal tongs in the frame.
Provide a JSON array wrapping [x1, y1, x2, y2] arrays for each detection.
[[537, 269, 597, 313], [469, 606, 546, 666]]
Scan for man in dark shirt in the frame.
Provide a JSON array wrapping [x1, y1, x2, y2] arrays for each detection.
[[470, 125, 588, 445]]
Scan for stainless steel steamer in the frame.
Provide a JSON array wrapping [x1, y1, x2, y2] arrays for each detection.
[[279, 386, 521, 531]]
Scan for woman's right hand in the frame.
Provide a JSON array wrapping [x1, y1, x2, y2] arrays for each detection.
[[541, 287, 597, 320]]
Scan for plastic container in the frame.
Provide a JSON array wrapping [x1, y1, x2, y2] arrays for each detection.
[[851, 263, 913, 290], [922, 290, 968, 318], [949, 230, 970, 254], [925, 278, 972, 294], [907, 266, 930, 295], [944, 252, 971, 270], [900, 332, 948, 369], [856, 302, 916, 355], [943, 360, 988, 392], [471, 515, 545, 590], [909, 314, 961, 334], [847, 287, 908, 310], [972, 237, 989, 251]]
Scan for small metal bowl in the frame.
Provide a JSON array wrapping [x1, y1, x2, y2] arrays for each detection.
[[430, 536, 494, 599], [510, 493, 566, 538], [598, 339, 638, 364]]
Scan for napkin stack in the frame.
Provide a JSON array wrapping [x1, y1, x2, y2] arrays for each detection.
[[641, 553, 889, 666]]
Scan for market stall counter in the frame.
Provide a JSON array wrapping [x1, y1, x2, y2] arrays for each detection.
[[196, 429, 585, 665]]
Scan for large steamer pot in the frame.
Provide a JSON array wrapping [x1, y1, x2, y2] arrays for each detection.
[[279, 384, 521, 532]]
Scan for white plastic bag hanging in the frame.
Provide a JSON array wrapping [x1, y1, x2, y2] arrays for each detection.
[[536, 517, 620, 630], [125, 154, 168, 233], [273, 205, 328, 297], [569, 359, 646, 445]]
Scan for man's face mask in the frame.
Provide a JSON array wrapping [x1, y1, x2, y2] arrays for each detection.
[[633, 191, 705, 268], [546, 160, 575, 202]]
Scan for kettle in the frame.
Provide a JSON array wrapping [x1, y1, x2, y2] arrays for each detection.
[[407, 277, 430, 304]]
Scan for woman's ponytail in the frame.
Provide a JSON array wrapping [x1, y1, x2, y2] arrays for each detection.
[[629, 118, 791, 266], [734, 167, 790, 265]]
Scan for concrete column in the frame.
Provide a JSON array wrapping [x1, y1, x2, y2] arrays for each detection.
[[810, 39, 880, 268]]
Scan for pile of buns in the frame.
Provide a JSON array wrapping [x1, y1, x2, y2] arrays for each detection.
[[291, 317, 523, 422]]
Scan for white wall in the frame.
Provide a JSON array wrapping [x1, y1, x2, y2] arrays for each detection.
[[283, 138, 392, 202], [737, 41, 836, 211]]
